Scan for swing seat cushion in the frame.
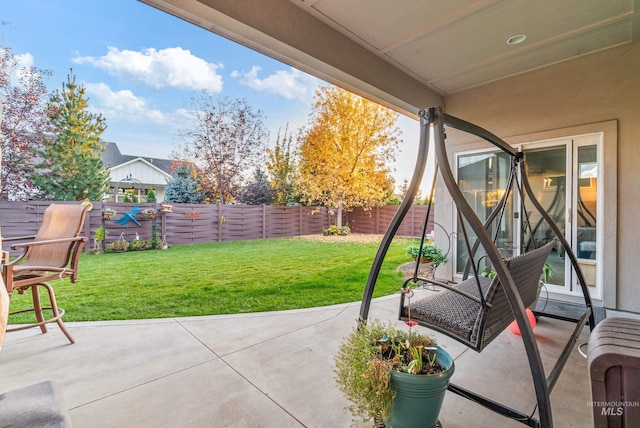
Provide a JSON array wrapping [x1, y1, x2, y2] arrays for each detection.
[[404, 277, 493, 345]]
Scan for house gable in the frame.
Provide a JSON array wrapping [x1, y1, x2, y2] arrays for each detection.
[[103, 142, 175, 202], [109, 158, 172, 185]]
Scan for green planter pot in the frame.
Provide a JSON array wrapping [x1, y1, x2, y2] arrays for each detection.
[[386, 346, 454, 428]]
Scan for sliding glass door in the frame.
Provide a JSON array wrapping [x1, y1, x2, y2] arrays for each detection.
[[456, 151, 513, 274], [520, 144, 568, 289], [455, 133, 602, 299]]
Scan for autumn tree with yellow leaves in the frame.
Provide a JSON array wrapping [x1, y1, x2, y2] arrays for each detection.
[[298, 86, 399, 226]]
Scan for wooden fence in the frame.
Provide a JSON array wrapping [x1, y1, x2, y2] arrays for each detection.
[[0, 201, 434, 255]]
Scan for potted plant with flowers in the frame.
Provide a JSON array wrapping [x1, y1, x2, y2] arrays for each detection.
[[335, 319, 454, 428]]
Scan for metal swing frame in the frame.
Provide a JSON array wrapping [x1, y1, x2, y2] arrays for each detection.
[[359, 107, 595, 428]]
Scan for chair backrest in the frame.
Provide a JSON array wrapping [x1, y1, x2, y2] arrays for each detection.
[[23, 204, 89, 269], [478, 242, 555, 347]]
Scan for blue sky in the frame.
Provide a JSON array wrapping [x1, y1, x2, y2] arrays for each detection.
[[3, 0, 421, 191]]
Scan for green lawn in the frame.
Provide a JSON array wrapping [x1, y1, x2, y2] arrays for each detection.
[[9, 237, 414, 322]]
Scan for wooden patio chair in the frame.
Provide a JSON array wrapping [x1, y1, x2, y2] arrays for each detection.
[[2, 203, 89, 344]]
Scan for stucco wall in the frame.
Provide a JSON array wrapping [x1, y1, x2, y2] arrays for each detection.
[[441, 42, 640, 312]]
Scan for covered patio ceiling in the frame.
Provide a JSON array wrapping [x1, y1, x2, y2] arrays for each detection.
[[140, 0, 639, 117]]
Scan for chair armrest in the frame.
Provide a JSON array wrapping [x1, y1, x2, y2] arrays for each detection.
[[2, 235, 36, 243], [5, 237, 86, 270], [11, 236, 86, 250], [3, 236, 88, 284], [11, 265, 70, 274]]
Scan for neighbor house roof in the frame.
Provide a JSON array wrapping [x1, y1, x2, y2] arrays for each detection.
[[102, 142, 174, 174]]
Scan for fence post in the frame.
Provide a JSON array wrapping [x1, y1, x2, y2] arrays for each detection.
[[161, 209, 167, 245], [218, 204, 222, 242], [84, 208, 92, 251], [263, 205, 266, 239], [411, 205, 416, 236]]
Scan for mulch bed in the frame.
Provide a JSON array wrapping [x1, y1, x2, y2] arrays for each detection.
[[397, 261, 436, 279], [296, 234, 386, 243]]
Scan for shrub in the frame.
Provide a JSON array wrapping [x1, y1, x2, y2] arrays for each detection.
[[322, 225, 351, 236], [94, 226, 108, 243], [146, 188, 157, 203], [123, 191, 138, 203]]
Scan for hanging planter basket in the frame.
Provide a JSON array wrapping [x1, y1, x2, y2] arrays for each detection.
[[143, 208, 157, 219], [107, 233, 128, 253], [102, 209, 117, 220]]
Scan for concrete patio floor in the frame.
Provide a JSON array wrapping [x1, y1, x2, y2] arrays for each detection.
[[0, 291, 593, 427]]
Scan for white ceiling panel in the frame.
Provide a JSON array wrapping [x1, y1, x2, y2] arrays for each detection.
[[290, 0, 636, 93], [301, 0, 499, 51], [435, 18, 634, 92], [144, 0, 637, 110]]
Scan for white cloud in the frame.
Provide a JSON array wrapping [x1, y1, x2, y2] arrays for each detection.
[[14, 52, 34, 68], [74, 47, 223, 92], [84, 82, 168, 124], [231, 66, 321, 102], [3, 50, 38, 85], [12, 52, 34, 83]]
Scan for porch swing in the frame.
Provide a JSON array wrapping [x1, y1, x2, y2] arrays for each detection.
[[359, 107, 595, 428]]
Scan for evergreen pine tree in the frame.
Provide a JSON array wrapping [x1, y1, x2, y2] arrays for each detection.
[[164, 165, 205, 204], [32, 71, 109, 201]]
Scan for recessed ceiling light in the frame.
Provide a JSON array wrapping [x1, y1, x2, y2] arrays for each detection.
[[506, 34, 527, 45]]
